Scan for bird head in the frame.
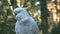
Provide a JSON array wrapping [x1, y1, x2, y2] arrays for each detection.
[[13, 8, 28, 20]]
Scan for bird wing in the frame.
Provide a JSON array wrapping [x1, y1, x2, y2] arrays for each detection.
[[32, 22, 39, 34]]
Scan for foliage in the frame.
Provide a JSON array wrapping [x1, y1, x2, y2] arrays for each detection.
[[0, 0, 40, 34]]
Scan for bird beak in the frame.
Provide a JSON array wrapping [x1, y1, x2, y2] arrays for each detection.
[[13, 13, 17, 16]]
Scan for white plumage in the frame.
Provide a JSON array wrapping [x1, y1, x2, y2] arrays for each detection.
[[14, 8, 39, 34]]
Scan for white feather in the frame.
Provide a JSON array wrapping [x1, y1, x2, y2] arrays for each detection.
[[14, 8, 39, 34]]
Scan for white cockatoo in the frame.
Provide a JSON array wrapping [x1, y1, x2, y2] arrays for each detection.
[[13, 8, 39, 34]]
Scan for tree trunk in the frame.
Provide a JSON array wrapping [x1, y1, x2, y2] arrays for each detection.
[[40, 0, 49, 34]]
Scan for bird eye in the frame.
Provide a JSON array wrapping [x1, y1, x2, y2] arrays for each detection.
[[17, 11, 20, 13]]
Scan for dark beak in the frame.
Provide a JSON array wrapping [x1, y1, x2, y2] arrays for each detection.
[[14, 13, 17, 16]]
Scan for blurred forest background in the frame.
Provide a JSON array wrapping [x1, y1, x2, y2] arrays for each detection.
[[0, 0, 60, 34]]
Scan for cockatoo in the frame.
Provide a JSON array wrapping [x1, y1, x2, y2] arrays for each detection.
[[13, 8, 39, 34]]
